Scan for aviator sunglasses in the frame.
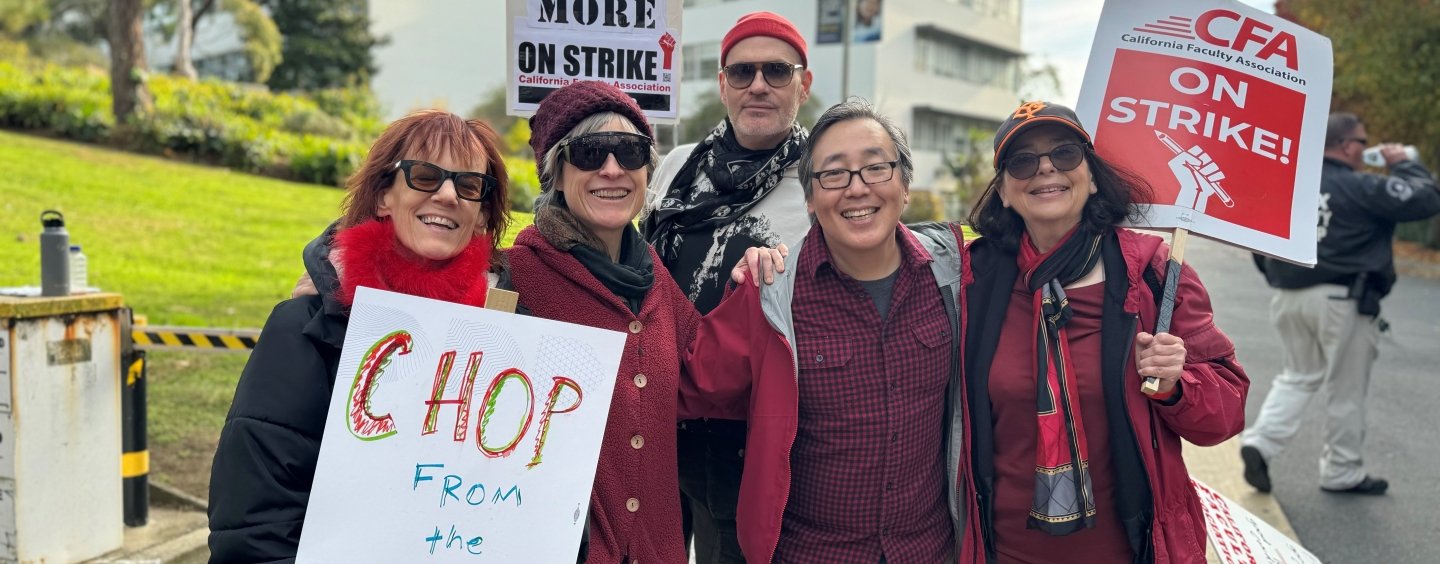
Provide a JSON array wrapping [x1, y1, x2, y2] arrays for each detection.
[[394, 160, 497, 202], [559, 132, 653, 171], [1003, 143, 1086, 180], [722, 61, 805, 89]]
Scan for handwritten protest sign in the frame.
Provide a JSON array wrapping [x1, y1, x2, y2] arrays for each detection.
[[296, 287, 626, 562], [506, 0, 684, 123], [1075, 0, 1332, 265], [1191, 478, 1321, 564]]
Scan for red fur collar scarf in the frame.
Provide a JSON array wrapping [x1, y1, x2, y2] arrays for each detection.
[[332, 218, 492, 309]]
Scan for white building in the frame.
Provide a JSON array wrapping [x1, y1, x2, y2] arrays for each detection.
[[678, 0, 1024, 218]]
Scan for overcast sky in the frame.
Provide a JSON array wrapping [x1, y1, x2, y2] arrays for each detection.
[[1021, 0, 1277, 107]]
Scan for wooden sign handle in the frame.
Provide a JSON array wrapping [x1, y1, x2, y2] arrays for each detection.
[[1143, 228, 1187, 396], [484, 288, 520, 314]]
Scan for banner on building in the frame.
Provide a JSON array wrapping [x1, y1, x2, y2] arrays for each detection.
[[817, 0, 844, 44], [506, 0, 684, 123], [817, 0, 883, 44], [1191, 478, 1321, 564], [1075, 0, 1332, 265], [296, 287, 625, 562]]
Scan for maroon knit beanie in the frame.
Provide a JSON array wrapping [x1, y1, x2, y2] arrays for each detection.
[[527, 81, 652, 169], [721, 12, 808, 68]]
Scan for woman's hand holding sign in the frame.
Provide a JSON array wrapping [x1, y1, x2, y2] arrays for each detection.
[[1135, 331, 1186, 397]]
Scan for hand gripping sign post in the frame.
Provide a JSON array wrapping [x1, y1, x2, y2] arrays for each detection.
[[1074, 0, 1332, 394], [295, 287, 625, 562], [1191, 478, 1321, 564], [506, 0, 684, 124]]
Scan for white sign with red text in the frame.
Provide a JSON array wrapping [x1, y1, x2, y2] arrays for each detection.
[[1191, 478, 1321, 564], [1075, 0, 1332, 265], [296, 287, 625, 563], [506, 0, 683, 122]]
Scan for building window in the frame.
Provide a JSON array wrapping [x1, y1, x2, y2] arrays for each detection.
[[944, 0, 1020, 24], [915, 29, 1020, 91], [912, 108, 999, 155], [682, 42, 721, 82]]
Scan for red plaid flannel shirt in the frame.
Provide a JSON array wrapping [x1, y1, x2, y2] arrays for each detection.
[[775, 225, 955, 564]]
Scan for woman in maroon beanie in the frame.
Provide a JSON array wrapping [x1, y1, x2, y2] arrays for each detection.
[[504, 80, 744, 563]]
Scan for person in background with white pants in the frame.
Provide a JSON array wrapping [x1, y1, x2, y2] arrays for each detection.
[[1243, 112, 1440, 495]]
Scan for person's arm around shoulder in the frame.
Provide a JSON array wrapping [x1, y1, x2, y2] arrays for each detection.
[[679, 273, 764, 418], [1357, 146, 1440, 222], [208, 297, 334, 563], [1135, 262, 1249, 447]]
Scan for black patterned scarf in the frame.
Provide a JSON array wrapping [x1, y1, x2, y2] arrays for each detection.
[[641, 118, 806, 269], [1016, 223, 1104, 535]]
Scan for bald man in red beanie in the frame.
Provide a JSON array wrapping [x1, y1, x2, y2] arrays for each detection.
[[640, 10, 815, 564]]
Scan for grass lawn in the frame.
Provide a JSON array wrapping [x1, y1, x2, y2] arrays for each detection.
[[0, 130, 532, 497]]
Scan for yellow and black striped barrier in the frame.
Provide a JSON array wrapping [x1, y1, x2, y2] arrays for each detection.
[[131, 326, 260, 352]]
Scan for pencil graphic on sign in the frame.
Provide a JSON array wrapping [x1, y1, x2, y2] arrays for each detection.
[[1156, 130, 1235, 210]]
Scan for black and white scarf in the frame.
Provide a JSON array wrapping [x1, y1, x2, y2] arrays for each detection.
[[642, 118, 806, 265]]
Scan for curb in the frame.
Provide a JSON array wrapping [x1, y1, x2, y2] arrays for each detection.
[[1183, 437, 1299, 563]]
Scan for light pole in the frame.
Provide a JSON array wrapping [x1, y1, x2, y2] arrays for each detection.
[[840, 0, 855, 103]]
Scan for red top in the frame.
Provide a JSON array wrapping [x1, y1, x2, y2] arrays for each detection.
[[777, 226, 956, 563], [989, 279, 1133, 563], [505, 226, 716, 564]]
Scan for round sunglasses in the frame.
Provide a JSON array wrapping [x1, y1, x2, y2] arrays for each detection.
[[394, 160, 497, 202], [559, 132, 653, 171], [1003, 143, 1086, 180], [722, 61, 805, 89]]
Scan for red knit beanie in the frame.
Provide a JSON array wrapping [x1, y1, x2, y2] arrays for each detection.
[[721, 12, 808, 68], [527, 81, 653, 169]]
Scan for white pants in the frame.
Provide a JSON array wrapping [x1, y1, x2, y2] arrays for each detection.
[[1240, 284, 1380, 489]]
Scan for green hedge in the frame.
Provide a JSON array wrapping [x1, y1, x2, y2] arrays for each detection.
[[0, 44, 373, 186]]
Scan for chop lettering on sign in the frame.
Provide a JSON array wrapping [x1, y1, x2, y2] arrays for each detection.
[[296, 287, 625, 563]]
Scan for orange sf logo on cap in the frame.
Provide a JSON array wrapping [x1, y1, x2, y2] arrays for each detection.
[[1013, 102, 1047, 121]]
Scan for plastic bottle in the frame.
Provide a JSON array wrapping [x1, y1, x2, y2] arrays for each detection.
[[40, 210, 69, 297], [69, 245, 87, 293], [1362, 145, 1420, 168]]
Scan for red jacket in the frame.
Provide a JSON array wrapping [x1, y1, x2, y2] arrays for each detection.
[[964, 227, 1248, 564], [505, 226, 712, 564], [682, 223, 972, 564]]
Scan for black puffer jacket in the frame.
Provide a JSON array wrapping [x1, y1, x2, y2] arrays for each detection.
[[206, 290, 345, 563], [207, 224, 520, 563]]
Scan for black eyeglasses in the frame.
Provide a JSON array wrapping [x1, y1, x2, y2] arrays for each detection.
[[394, 160, 496, 202], [722, 61, 805, 89], [559, 132, 653, 171], [1003, 143, 1086, 180], [813, 161, 899, 190]]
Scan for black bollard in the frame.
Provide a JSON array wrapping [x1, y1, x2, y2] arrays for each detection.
[[121, 309, 149, 527]]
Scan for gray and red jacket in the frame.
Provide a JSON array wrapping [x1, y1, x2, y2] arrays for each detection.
[[680, 222, 976, 563]]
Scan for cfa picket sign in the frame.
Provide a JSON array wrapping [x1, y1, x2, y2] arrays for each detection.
[[1075, 0, 1333, 265]]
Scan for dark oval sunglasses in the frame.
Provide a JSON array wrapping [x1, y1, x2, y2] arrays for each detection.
[[1004, 143, 1086, 180], [560, 132, 653, 171], [394, 160, 497, 202], [722, 61, 805, 89]]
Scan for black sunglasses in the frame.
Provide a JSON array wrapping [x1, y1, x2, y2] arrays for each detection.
[[394, 160, 496, 202], [1003, 143, 1086, 180], [1347, 137, 1368, 146], [559, 132, 653, 171], [722, 61, 805, 89]]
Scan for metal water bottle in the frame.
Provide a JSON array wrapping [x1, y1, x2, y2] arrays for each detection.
[[40, 210, 70, 296]]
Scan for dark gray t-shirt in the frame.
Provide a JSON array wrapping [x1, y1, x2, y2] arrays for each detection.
[[856, 267, 901, 319]]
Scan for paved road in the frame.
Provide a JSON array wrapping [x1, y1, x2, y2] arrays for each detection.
[[1185, 236, 1440, 563]]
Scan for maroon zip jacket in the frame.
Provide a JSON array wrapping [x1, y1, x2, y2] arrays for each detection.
[[965, 227, 1249, 564]]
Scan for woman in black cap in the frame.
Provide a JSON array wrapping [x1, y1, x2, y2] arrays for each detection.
[[959, 101, 1249, 564]]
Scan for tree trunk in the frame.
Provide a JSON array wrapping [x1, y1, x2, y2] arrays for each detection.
[[109, 0, 153, 121], [175, 0, 199, 80]]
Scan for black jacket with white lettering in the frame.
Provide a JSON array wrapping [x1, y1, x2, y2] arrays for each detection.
[[1257, 158, 1439, 303]]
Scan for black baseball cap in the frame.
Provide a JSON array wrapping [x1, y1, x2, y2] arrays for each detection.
[[992, 101, 1093, 170]]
